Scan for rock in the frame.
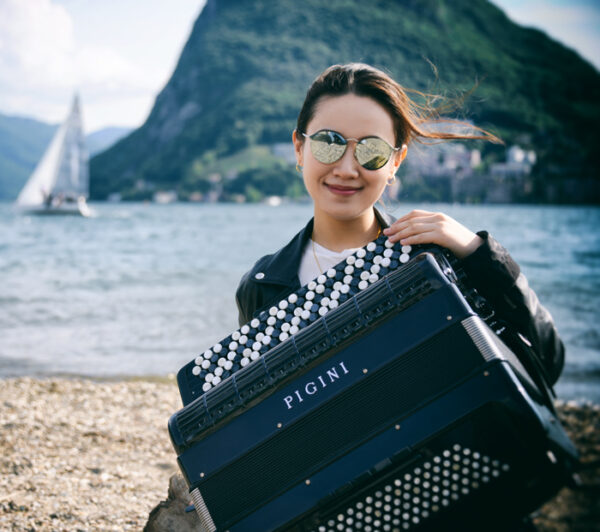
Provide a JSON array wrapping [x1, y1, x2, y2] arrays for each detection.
[[144, 474, 199, 532]]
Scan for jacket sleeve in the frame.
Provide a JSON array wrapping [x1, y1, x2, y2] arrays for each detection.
[[459, 231, 565, 385], [235, 272, 255, 327]]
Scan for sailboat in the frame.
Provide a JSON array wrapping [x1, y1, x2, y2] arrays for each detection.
[[16, 94, 92, 216]]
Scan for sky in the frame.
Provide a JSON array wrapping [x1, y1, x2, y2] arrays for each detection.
[[0, 0, 598, 134]]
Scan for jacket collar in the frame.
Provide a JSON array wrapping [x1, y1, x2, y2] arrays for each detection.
[[249, 206, 395, 287]]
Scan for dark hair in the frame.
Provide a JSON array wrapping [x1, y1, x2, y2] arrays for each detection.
[[296, 63, 501, 147]]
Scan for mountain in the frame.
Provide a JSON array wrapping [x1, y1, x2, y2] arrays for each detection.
[[90, 0, 600, 203], [87, 126, 134, 156], [0, 114, 132, 201], [0, 113, 57, 200]]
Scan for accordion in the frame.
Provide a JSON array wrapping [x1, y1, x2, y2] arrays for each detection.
[[168, 236, 578, 531]]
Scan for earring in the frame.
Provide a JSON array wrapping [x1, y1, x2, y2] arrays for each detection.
[[386, 174, 397, 186], [296, 163, 303, 173]]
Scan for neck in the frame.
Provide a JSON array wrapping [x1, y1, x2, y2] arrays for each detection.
[[312, 209, 380, 252]]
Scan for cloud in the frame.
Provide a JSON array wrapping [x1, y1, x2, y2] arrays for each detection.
[[497, 1, 600, 68], [0, 0, 156, 129]]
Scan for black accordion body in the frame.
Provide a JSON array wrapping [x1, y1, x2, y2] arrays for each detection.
[[169, 236, 578, 531]]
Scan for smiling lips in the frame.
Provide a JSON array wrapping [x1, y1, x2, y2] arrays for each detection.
[[325, 183, 362, 196]]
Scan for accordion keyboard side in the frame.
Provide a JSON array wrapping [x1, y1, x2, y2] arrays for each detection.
[[169, 253, 451, 453]]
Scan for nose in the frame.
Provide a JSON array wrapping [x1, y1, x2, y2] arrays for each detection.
[[332, 141, 360, 179]]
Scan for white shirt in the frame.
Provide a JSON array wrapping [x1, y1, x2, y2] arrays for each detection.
[[298, 239, 362, 286]]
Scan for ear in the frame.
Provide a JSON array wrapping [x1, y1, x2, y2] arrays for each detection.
[[395, 144, 408, 167], [292, 129, 304, 167]]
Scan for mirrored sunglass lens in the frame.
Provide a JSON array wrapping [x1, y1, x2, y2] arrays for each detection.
[[355, 137, 393, 170], [310, 130, 346, 163]]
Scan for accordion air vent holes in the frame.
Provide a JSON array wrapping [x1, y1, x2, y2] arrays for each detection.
[[312, 444, 510, 532]]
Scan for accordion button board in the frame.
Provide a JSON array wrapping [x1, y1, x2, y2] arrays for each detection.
[[168, 237, 579, 531]]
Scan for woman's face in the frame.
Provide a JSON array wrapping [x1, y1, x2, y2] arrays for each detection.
[[293, 93, 406, 223]]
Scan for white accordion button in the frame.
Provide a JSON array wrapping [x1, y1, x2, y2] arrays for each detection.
[[202, 359, 211, 369], [243, 348, 252, 357], [291, 316, 301, 326], [254, 272, 265, 280], [356, 248, 366, 258], [240, 324, 250, 335], [279, 332, 289, 341], [252, 341, 262, 351], [343, 275, 353, 285], [281, 322, 291, 332], [373, 255, 382, 265], [303, 300, 313, 310], [369, 273, 379, 283], [288, 293, 298, 304], [344, 265, 354, 275], [381, 257, 391, 268], [358, 280, 368, 290], [340, 284, 350, 294], [232, 331, 241, 341], [331, 290, 340, 300], [400, 253, 410, 263], [239, 335, 248, 345], [366, 242, 376, 252], [370, 264, 381, 275], [333, 281, 342, 291], [276, 309, 286, 320], [315, 284, 325, 294], [360, 271, 370, 281], [327, 268, 336, 278], [212, 376, 221, 385], [192, 365, 201, 376], [227, 352, 236, 361], [278, 300, 288, 310], [290, 325, 299, 335], [402, 244, 412, 254], [267, 316, 276, 326], [318, 307, 328, 316], [202, 382, 211, 392], [256, 332, 264, 342], [205, 373, 214, 383], [217, 358, 226, 367], [385, 239, 394, 248], [308, 281, 317, 290], [214, 366, 224, 376], [265, 326, 274, 336], [213, 343, 222, 353], [250, 318, 260, 328], [195, 356, 203, 366], [306, 291, 315, 301], [301, 309, 310, 320], [224, 360, 233, 371], [250, 351, 260, 361], [269, 306, 278, 316], [241, 358, 250, 367], [317, 274, 327, 284], [355, 258, 365, 268], [383, 248, 393, 258], [228, 341, 238, 351], [320, 297, 331, 307], [346, 255, 356, 265], [329, 300, 339, 309], [203, 349, 212, 359], [262, 335, 271, 345]]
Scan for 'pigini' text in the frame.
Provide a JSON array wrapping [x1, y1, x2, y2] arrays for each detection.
[[282, 361, 350, 410]]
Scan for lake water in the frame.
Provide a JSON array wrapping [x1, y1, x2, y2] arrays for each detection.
[[1, 202, 599, 402]]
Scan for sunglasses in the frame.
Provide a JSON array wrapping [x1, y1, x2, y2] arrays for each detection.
[[300, 129, 403, 170]]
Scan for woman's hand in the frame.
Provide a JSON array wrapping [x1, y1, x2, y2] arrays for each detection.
[[382, 209, 484, 259]]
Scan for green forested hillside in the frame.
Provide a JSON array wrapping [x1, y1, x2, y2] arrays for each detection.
[[0, 114, 57, 200], [90, 0, 600, 202]]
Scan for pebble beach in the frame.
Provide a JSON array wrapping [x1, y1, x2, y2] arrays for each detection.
[[1, 377, 598, 531]]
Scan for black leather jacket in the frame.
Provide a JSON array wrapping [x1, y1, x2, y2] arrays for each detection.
[[235, 208, 565, 385]]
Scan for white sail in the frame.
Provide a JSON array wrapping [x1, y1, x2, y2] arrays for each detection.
[[16, 95, 90, 214]]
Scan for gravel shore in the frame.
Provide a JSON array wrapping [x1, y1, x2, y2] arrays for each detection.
[[1, 378, 598, 531]]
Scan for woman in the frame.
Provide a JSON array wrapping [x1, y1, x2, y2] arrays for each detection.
[[236, 63, 564, 388]]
